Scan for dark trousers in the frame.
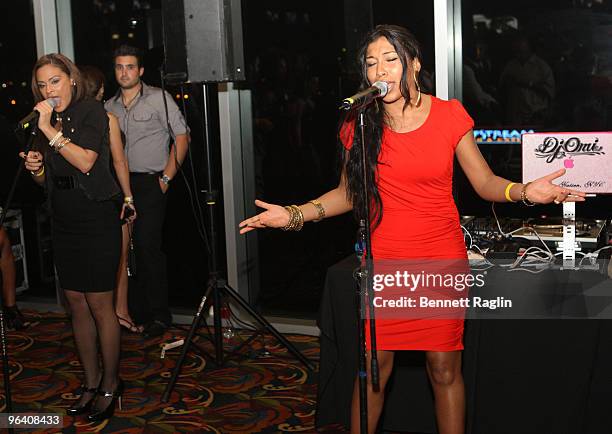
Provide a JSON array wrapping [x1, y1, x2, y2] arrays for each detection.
[[128, 173, 171, 325]]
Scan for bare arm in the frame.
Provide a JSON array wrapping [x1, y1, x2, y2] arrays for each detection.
[[239, 157, 353, 234], [36, 100, 98, 173], [158, 133, 189, 193], [160, 90, 189, 181], [108, 113, 132, 198], [298, 169, 353, 220], [455, 130, 585, 204], [39, 124, 99, 174], [162, 134, 189, 180]]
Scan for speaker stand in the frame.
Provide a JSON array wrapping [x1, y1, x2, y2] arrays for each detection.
[[161, 83, 314, 402]]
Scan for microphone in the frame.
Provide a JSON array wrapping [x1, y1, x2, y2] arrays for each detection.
[[18, 97, 60, 129], [339, 81, 389, 111]]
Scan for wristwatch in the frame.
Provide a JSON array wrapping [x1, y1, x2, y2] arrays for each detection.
[[160, 174, 171, 185]]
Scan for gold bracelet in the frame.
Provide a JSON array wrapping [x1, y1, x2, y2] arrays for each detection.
[[282, 206, 295, 231], [54, 137, 70, 153], [309, 199, 326, 222], [504, 182, 516, 202], [291, 205, 304, 231], [31, 166, 45, 177], [124, 196, 134, 205], [282, 205, 304, 231], [521, 182, 536, 206]]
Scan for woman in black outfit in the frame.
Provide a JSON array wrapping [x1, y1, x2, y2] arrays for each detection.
[[20, 53, 123, 421]]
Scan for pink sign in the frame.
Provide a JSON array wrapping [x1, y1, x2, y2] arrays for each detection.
[[522, 132, 612, 194]]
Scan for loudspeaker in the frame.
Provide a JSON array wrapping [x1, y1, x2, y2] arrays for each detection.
[[161, 0, 245, 83]]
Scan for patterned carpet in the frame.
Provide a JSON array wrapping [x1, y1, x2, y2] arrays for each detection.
[[0, 310, 337, 433]]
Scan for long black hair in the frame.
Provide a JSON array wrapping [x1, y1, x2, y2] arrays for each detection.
[[342, 24, 423, 229]]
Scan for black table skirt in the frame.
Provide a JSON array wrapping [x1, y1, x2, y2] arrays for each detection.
[[316, 255, 612, 434]]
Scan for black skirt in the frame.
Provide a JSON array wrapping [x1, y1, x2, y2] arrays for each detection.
[[51, 186, 121, 292]]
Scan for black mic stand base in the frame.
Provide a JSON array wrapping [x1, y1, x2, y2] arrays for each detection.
[[161, 277, 315, 403]]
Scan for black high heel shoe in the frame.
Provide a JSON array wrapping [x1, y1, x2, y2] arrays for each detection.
[[66, 383, 99, 416], [87, 379, 124, 422]]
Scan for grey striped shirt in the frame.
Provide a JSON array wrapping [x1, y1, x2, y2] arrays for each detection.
[[105, 82, 188, 173]]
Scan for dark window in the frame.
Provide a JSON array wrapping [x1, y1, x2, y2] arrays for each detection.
[[457, 0, 612, 218], [245, 1, 437, 317]]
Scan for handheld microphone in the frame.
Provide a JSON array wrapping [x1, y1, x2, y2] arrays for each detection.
[[18, 97, 60, 129], [339, 81, 389, 111]]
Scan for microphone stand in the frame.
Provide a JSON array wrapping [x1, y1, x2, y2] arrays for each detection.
[[353, 109, 379, 434], [0, 124, 37, 434]]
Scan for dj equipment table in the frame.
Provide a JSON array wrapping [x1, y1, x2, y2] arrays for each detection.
[[316, 255, 612, 434]]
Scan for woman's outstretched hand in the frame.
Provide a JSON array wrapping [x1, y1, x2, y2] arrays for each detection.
[[239, 199, 291, 234], [526, 168, 586, 204]]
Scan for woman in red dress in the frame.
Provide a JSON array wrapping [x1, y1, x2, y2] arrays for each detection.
[[239, 25, 584, 434]]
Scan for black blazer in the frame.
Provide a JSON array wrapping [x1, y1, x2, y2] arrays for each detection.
[[45, 98, 120, 204]]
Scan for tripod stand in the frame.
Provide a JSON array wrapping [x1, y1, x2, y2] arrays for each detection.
[[0, 124, 37, 434], [162, 83, 314, 402]]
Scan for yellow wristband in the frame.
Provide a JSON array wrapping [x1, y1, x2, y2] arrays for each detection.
[[504, 182, 516, 202], [31, 166, 45, 177]]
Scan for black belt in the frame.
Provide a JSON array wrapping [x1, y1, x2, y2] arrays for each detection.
[[53, 176, 78, 190], [129, 172, 161, 177]]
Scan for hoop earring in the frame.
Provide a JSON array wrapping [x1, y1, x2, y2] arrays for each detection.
[[413, 71, 421, 107]]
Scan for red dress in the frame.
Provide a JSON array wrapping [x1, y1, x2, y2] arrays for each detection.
[[341, 96, 474, 351]]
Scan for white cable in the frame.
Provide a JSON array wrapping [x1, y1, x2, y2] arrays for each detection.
[[578, 245, 612, 267], [462, 224, 497, 270], [506, 266, 548, 274], [461, 225, 473, 249], [497, 245, 554, 271], [490, 202, 555, 269]]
